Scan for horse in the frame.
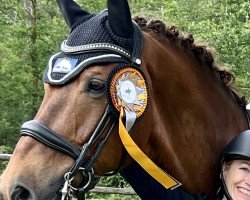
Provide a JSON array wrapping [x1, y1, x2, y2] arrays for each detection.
[[0, 0, 249, 199]]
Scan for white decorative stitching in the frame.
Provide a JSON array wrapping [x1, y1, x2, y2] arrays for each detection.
[[61, 40, 131, 58]]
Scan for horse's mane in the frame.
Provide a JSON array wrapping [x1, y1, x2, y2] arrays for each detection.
[[133, 16, 247, 106]]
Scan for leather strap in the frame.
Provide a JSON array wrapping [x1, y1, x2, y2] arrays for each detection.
[[20, 120, 80, 159], [131, 22, 143, 65], [246, 108, 250, 128]]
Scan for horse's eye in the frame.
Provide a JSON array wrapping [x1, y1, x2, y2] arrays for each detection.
[[87, 79, 105, 94]]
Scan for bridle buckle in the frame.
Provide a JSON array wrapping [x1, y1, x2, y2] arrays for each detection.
[[61, 172, 76, 200], [61, 168, 98, 200]]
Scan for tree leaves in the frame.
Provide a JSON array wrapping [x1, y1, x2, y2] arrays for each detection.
[[0, 0, 249, 146]]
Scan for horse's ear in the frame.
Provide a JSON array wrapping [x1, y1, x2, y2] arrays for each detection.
[[108, 0, 133, 38], [56, 0, 91, 28]]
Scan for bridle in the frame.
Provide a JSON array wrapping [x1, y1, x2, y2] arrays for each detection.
[[20, 106, 115, 199], [20, 22, 143, 200]]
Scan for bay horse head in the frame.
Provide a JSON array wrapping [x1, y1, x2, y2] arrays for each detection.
[[0, 0, 249, 199]]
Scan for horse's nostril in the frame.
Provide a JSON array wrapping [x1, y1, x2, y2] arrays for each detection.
[[0, 192, 4, 200], [10, 185, 34, 200]]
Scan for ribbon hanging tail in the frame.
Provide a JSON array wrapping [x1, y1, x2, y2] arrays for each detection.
[[119, 108, 182, 190]]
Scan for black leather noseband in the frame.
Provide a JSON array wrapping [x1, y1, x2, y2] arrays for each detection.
[[21, 120, 80, 159], [20, 106, 117, 199]]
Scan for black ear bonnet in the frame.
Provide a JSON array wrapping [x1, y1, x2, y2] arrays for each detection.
[[43, 0, 143, 86]]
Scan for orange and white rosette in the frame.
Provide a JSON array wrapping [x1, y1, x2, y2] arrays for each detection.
[[109, 67, 147, 130]]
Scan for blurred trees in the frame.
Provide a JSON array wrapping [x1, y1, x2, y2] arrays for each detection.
[[0, 0, 67, 146], [129, 0, 249, 97], [0, 0, 249, 167], [0, 0, 249, 197]]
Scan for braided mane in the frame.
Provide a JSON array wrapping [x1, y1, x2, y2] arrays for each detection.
[[134, 17, 247, 106], [134, 17, 238, 91]]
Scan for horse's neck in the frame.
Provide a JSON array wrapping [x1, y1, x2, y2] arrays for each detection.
[[143, 34, 248, 150], [142, 33, 248, 196]]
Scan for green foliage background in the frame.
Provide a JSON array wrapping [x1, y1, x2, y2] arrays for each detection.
[[0, 0, 249, 198]]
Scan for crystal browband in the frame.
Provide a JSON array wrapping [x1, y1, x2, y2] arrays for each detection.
[[61, 40, 131, 59]]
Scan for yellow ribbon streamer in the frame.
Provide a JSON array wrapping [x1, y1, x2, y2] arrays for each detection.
[[119, 108, 181, 190]]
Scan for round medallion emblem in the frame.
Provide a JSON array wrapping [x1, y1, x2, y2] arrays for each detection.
[[108, 67, 148, 118]]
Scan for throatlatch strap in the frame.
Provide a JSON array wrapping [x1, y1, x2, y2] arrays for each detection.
[[118, 109, 181, 190]]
